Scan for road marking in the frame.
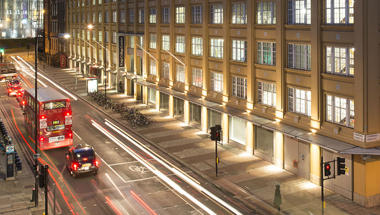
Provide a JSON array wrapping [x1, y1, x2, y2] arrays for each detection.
[[105, 173, 129, 203], [73, 131, 82, 141], [109, 160, 140, 166], [92, 120, 217, 215]]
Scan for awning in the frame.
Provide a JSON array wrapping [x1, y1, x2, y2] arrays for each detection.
[[132, 82, 380, 155]]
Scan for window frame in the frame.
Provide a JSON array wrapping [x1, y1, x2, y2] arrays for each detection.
[[231, 2, 247, 24], [288, 0, 311, 24], [288, 87, 312, 116], [192, 67, 203, 88], [176, 6, 185, 24], [191, 5, 203, 24], [232, 76, 247, 99], [211, 72, 223, 93], [257, 81, 276, 107], [191, 37, 203, 56], [325, 46, 354, 76], [288, 43, 311, 70], [326, 94, 354, 128], [256, 1, 277, 24], [210, 38, 224, 59], [257, 41, 276, 65], [210, 4, 224, 24]]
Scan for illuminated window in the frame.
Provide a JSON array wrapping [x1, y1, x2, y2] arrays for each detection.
[[176, 6, 185, 24], [325, 0, 354, 24], [326, 95, 354, 128], [288, 0, 311, 24], [256, 1, 276, 24], [258, 81, 276, 107], [288, 87, 311, 116], [326, 46, 354, 76], [210, 38, 224, 59]]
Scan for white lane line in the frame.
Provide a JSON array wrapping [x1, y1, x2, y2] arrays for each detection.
[[92, 120, 217, 215], [73, 131, 82, 141], [109, 161, 141, 166], [105, 173, 130, 215], [11, 56, 48, 87], [104, 119, 243, 215]]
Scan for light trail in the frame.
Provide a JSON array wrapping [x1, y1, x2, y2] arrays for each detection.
[[130, 190, 157, 215], [16, 56, 78, 101], [11, 56, 48, 87], [104, 119, 243, 215], [91, 120, 217, 215]]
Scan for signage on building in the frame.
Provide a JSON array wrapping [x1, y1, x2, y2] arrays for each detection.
[[118, 35, 125, 68]]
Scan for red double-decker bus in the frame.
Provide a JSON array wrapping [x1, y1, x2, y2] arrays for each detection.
[[23, 87, 73, 150]]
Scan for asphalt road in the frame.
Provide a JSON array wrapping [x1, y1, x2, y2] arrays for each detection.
[[0, 55, 250, 215]]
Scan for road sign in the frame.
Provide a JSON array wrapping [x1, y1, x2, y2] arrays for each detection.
[[6, 145, 14, 154]]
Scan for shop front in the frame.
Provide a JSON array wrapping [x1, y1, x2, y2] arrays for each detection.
[[284, 136, 310, 180], [173, 97, 184, 119], [255, 127, 274, 162], [229, 116, 247, 145], [159, 93, 169, 113], [189, 103, 201, 127], [148, 87, 156, 105], [208, 109, 222, 129]]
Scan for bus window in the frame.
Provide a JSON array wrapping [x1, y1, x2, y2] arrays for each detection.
[[43, 101, 66, 110]]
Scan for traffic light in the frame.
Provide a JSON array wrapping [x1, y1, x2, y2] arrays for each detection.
[[324, 163, 331, 177], [38, 165, 49, 188], [337, 157, 346, 175], [210, 125, 221, 141]]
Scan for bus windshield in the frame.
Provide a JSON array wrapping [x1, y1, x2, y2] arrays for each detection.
[[43, 101, 66, 110]]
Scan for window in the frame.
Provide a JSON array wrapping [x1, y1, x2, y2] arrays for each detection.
[[150, 59, 157, 75], [138, 8, 144, 24], [98, 12, 102, 23], [162, 35, 170, 51], [120, 11, 126, 23], [326, 95, 354, 128], [192, 68, 203, 88], [162, 7, 170, 24], [176, 64, 185, 82], [98, 31, 102, 42], [288, 0, 311, 24], [210, 4, 223, 24], [129, 8, 134, 23], [288, 43, 311, 70], [326, 46, 354, 76], [112, 32, 117, 44], [176, 36, 185, 53], [162, 62, 170, 79], [257, 42, 276, 65], [326, 0, 354, 24], [256, 1, 276, 24], [211, 72, 223, 93], [210, 38, 224, 59], [232, 40, 247, 62], [191, 5, 202, 24], [257, 81, 276, 107], [105, 11, 110, 23], [105, 32, 109, 43], [232, 2, 247, 24], [149, 8, 157, 24], [112, 11, 117, 23], [176, 6, 185, 24], [192, 37, 203, 56], [288, 87, 311, 116], [232, 76, 247, 99], [149, 34, 157, 49]]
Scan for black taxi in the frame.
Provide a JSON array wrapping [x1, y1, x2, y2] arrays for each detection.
[[65, 144, 99, 177]]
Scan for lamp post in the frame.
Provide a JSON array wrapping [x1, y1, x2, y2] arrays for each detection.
[[87, 24, 108, 104]]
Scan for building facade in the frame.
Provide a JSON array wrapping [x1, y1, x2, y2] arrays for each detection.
[[44, 0, 67, 67], [66, 0, 380, 207], [0, 0, 44, 38]]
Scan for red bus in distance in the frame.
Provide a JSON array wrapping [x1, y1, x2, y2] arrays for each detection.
[[23, 87, 73, 150]]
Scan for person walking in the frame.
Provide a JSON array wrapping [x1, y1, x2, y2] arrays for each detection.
[[273, 184, 282, 212]]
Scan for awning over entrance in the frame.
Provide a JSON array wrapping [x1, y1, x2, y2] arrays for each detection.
[[135, 79, 380, 155]]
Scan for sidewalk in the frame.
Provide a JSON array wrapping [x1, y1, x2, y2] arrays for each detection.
[[36, 61, 380, 215], [0, 138, 44, 215]]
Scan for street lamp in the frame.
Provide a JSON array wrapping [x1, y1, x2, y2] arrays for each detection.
[[87, 24, 108, 105]]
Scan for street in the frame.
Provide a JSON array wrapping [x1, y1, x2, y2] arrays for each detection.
[[0, 55, 250, 215]]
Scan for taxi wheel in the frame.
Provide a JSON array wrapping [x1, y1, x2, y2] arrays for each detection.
[[70, 170, 77, 178]]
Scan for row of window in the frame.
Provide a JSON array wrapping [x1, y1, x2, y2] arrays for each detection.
[[148, 34, 355, 75], [70, 0, 355, 25], [149, 60, 355, 128]]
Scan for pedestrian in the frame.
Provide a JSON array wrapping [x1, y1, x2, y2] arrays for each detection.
[[273, 184, 282, 212]]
